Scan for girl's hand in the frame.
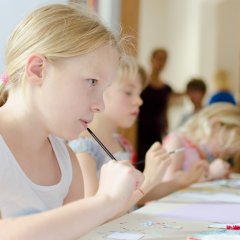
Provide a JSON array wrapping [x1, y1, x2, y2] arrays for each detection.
[[143, 142, 172, 187], [175, 160, 209, 187], [97, 160, 144, 211], [208, 158, 231, 180]]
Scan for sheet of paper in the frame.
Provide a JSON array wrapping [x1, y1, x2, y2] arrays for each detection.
[[173, 192, 240, 203], [191, 179, 240, 189], [158, 203, 240, 223], [187, 229, 240, 240], [107, 232, 144, 240], [209, 223, 240, 229]]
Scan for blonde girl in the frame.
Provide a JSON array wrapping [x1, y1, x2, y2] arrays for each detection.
[[69, 56, 207, 208], [163, 103, 240, 181], [0, 4, 143, 239]]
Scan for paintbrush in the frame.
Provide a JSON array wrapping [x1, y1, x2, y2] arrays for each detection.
[[135, 147, 185, 165], [168, 147, 185, 155], [87, 128, 117, 161]]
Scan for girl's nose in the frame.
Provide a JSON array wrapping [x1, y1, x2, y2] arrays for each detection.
[[135, 96, 143, 106], [91, 97, 105, 113]]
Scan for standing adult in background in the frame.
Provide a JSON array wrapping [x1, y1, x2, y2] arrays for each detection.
[[137, 48, 182, 171]]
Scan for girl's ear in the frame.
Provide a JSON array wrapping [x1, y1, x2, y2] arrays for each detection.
[[25, 54, 46, 86]]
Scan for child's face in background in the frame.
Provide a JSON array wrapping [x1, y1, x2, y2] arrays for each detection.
[[187, 90, 205, 108], [35, 45, 119, 140], [103, 72, 143, 128]]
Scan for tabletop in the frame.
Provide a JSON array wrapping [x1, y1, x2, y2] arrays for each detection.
[[80, 174, 240, 240]]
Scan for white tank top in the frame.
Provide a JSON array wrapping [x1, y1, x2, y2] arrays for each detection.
[[0, 135, 72, 218]]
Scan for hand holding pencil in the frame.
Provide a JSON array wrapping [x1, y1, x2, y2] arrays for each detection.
[[168, 147, 185, 155], [87, 128, 145, 200], [136, 147, 185, 166], [143, 142, 173, 187]]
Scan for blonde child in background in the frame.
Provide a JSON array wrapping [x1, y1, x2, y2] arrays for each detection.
[[69, 56, 207, 208], [0, 4, 144, 239], [208, 70, 237, 105], [162, 103, 240, 181]]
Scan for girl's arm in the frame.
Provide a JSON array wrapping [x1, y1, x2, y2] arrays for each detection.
[[0, 195, 119, 240], [76, 152, 99, 197], [118, 142, 172, 213], [138, 179, 185, 205], [0, 160, 144, 240], [138, 160, 209, 205]]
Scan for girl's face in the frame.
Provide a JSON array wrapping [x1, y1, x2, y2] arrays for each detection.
[[35, 45, 119, 140], [206, 125, 239, 160], [103, 72, 143, 128]]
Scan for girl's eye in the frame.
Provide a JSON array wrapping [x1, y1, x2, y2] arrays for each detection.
[[124, 91, 132, 96], [122, 88, 133, 96], [88, 79, 98, 87]]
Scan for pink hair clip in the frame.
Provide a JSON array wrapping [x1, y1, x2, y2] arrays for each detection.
[[0, 73, 9, 84]]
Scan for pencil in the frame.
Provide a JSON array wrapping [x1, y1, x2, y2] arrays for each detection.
[[168, 147, 185, 155], [135, 147, 185, 165], [87, 128, 117, 161]]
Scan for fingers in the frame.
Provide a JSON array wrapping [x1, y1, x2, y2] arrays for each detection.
[[148, 141, 161, 150], [189, 161, 209, 182], [146, 142, 170, 159], [99, 160, 144, 198], [143, 143, 172, 186], [209, 158, 231, 180], [224, 161, 231, 169]]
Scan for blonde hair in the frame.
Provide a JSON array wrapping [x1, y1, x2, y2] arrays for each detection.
[[116, 55, 148, 89], [213, 69, 232, 90], [0, 4, 121, 106], [180, 103, 240, 157]]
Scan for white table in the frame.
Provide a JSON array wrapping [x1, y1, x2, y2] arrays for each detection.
[[80, 175, 240, 240]]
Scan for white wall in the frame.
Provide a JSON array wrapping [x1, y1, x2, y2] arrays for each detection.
[[2, 0, 239, 97], [138, 0, 240, 130], [216, 0, 240, 93], [138, 0, 240, 96], [200, 0, 240, 93], [139, 0, 204, 91], [0, 0, 68, 73]]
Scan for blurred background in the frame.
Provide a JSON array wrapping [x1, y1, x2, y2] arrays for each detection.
[[1, 0, 240, 148]]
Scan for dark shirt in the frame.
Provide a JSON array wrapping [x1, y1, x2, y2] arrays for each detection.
[[137, 84, 172, 171]]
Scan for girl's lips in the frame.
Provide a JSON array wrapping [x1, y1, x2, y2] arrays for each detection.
[[130, 112, 139, 117], [80, 119, 89, 128]]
